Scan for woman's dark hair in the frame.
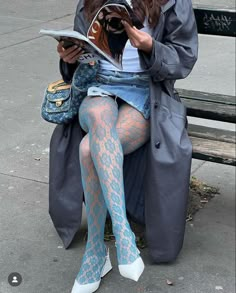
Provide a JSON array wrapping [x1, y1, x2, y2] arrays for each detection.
[[84, 0, 169, 28]]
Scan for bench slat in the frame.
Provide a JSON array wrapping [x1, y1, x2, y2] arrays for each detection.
[[188, 124, 236, 144], [177, 89, 236, 105], [177, 89, 236, 123], [184, 100, 235, 122], [190, 136, 236, 166]]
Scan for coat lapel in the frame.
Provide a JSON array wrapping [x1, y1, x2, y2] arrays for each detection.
[[161, 0, 176, 13], [151, 0, 176, 40]]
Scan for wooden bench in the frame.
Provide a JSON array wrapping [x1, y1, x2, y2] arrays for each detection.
[[177, 6, 236, 166]]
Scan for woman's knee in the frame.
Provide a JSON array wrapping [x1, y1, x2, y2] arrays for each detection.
[[79, 96, 118, 129], [79, 136, 91, 161]]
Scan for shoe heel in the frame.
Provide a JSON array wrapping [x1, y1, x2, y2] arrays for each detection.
[[118, 256, 144, 282], [101, 248, 112, 277], [71, 248, 112, 293]]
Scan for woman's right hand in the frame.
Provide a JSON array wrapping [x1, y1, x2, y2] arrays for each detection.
[[57, 41, 84, 64]]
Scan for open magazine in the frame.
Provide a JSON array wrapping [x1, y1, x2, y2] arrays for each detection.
[[39, 0, 143, 70]]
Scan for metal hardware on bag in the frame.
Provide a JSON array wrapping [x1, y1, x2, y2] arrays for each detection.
[[56, 100, 63, 107], [48, 80, 71, 93], [42, 63, 99, 124]]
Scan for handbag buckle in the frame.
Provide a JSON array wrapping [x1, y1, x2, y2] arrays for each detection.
[[56, 100, 63, 107]]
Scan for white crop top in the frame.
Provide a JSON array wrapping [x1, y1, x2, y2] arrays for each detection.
[[99, 20, 153, 72]]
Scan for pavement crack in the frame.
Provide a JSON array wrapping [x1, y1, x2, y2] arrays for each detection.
[[0, 35, 45, 50], [49, 13, 74, 22], [0, 12, 73, 50], [0, 172, 48, 185], [0, 25, 71, 51], [0, 13, 74, 37], [191, 161, 206, 175]]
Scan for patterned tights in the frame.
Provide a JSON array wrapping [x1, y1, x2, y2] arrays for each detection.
[[76, 96, 150, 284]]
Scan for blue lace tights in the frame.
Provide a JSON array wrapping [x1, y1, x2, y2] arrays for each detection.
[[76, 96, 150, 284]]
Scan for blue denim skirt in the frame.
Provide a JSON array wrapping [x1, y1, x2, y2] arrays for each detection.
[[87, 70, 150, 119]]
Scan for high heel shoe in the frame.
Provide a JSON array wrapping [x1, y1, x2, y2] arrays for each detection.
[[115, 232, 145, 282], [118, 255, 144, 282], [71, 248, 112, 293], [116, 232, 145, 282]]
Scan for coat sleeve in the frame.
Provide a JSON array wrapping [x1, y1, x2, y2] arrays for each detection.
[[59, 59, 78, 83], [139, 0, 198, 81]]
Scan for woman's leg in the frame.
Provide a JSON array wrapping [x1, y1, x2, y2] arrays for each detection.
[[76, 134, 108, 285], [116, 102, 150, 155], [78, 96, 150, 266]]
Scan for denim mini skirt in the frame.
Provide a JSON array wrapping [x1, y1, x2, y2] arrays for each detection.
[[87, 70, 151, 119]]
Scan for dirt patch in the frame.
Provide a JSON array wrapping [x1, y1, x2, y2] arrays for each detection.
[[104, 176, 219, 248], [186, 176, 219, 221]]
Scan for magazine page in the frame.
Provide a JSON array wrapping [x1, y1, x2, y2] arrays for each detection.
[[39, 0, 143, 69], [87, 3, 134, 68], [104, 0, 144, 29], [39, 28, 123, 69], [39, 29, 88, 43]]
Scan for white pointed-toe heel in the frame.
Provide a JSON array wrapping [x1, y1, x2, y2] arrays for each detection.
[[118, 256, 145, 282], [71, 248, 112, 293]]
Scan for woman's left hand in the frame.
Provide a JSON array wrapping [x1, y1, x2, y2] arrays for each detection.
[[122, 21, 153, 53]]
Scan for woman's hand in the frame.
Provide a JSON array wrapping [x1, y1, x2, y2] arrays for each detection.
[[57, 41, 85, 64], [122, 21, 153, 54]]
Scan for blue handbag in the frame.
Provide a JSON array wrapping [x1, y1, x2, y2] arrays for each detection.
[[41, 62, 98, 124]]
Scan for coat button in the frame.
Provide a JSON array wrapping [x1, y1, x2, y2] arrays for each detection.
[[154, 102, 158, 109], [155, 141, 161, 148]]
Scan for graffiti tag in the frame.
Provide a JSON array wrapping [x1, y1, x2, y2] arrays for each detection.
[[203, 13, 232, 32]]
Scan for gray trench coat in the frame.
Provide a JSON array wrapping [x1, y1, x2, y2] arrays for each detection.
[[49, 0, 198, 263]]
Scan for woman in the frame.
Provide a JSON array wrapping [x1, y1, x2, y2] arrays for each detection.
[[55, 0, 198, 292]]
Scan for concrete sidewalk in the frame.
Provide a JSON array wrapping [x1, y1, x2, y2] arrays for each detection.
[[0, 1, 235, 292]]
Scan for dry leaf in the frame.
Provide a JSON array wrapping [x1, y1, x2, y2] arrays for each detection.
[[166, 279, 174, 286], [200, 200, 209, 203], [186, 215, 193, 222]]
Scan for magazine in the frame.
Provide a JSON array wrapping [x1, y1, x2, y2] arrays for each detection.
[[39, 0, 143, 70]]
